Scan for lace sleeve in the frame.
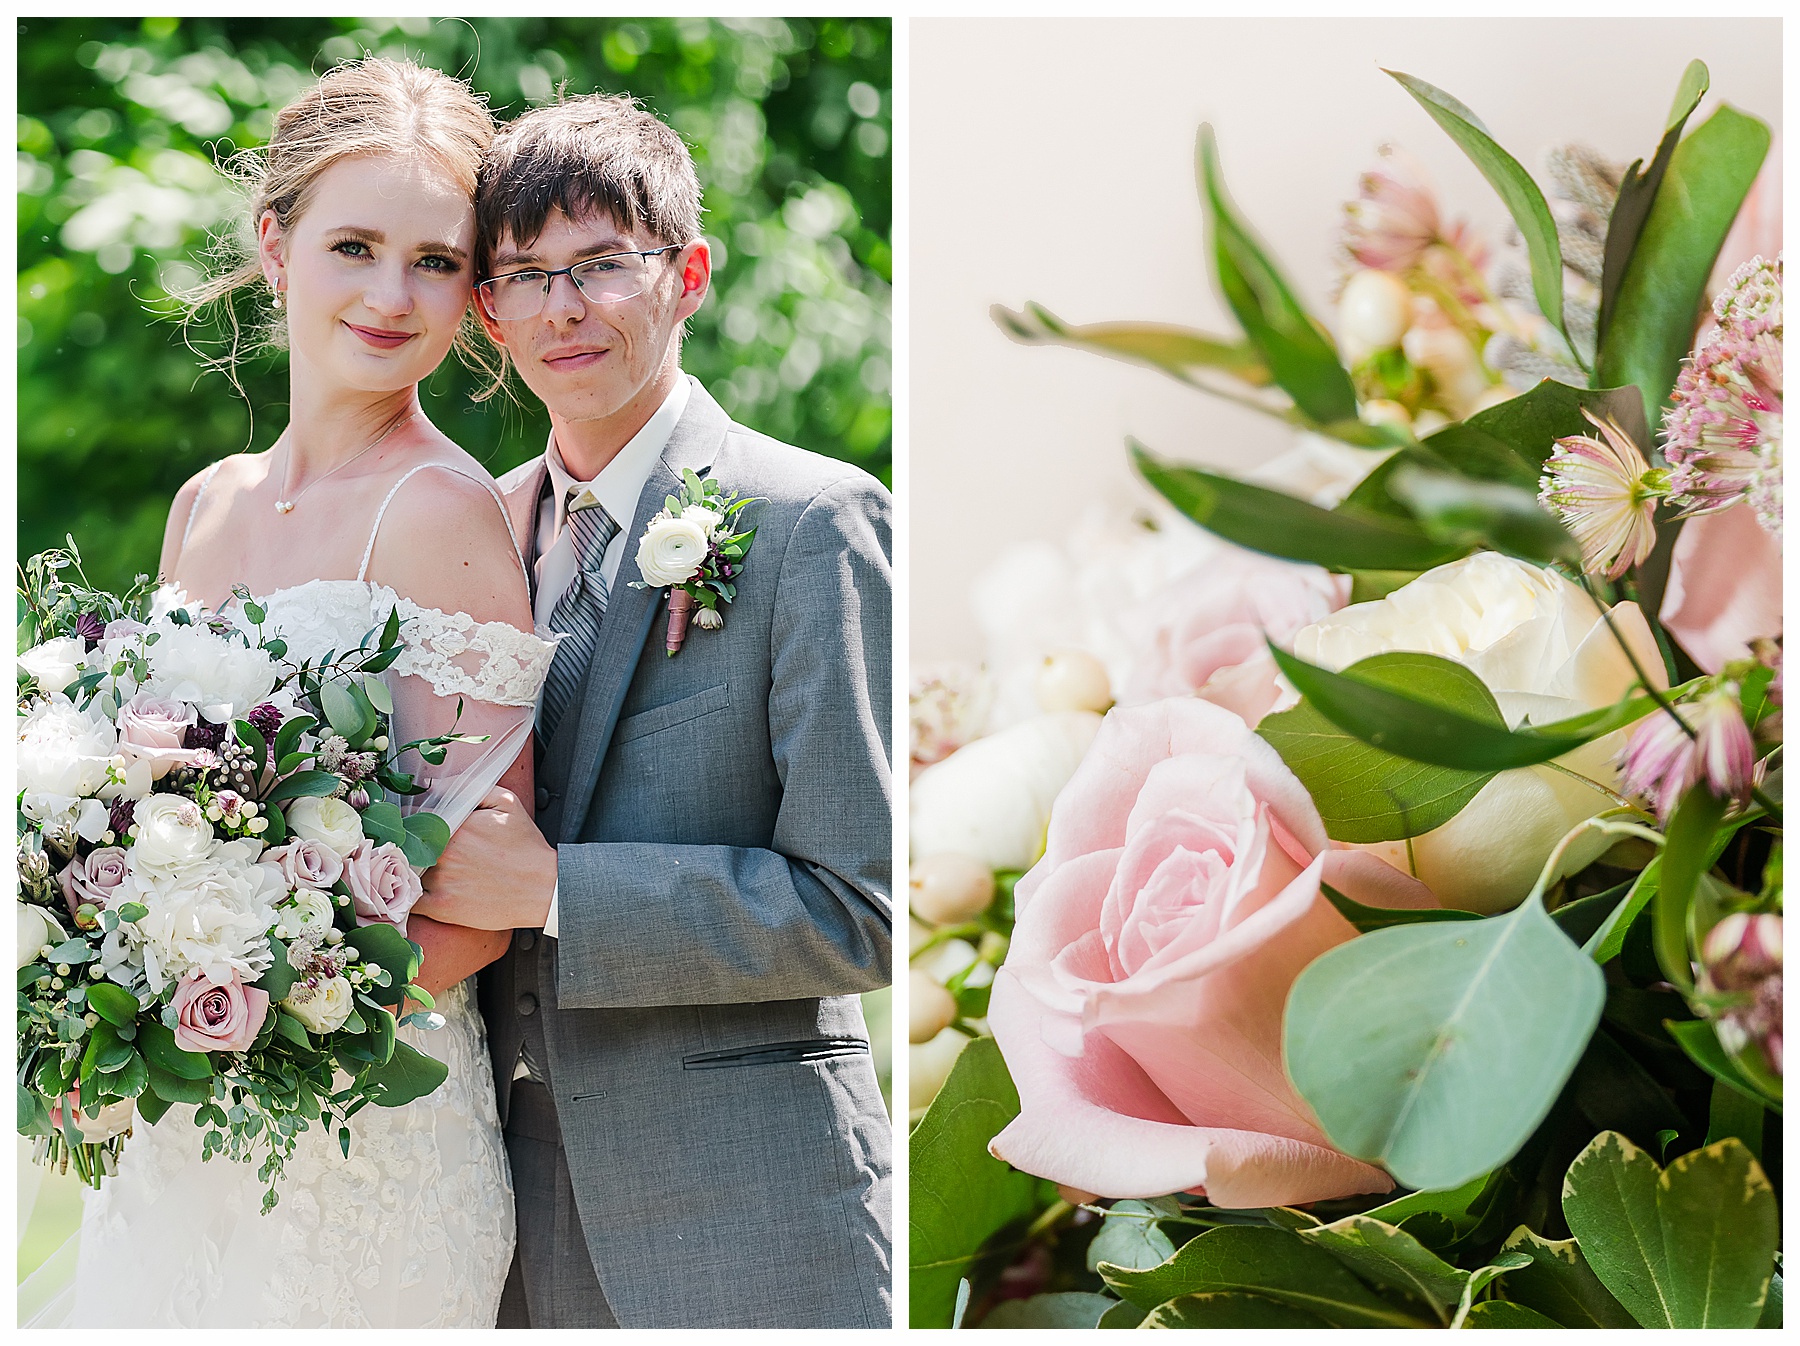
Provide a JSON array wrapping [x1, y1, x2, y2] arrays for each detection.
[[387, 599, 558, 709]]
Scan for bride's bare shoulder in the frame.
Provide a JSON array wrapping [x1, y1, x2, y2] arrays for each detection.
[[158, 452, 267, 582], [362, 451, 528, 628]]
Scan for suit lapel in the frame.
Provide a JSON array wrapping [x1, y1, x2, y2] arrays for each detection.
[[543, 378, 732, 841]]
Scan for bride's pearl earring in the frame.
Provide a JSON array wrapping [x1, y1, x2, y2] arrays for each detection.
[[270, 280, 284, 311]]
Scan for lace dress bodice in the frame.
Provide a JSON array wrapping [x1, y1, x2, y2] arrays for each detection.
[[68, 579, 555, 1328]]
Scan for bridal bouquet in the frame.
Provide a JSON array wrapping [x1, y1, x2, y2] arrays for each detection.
[[17, 543, 467, 1211], [911, 60, 1781, 1329]]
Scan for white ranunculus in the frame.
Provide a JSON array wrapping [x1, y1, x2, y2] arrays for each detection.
[[274, 888, 336, 940], [1293, 551, 1667, 913], [285, 796, 366, 860], [910, 711, 1104, 872], [121, 838, 281, 988], [19, 638, 89, 697], [129, 795, 215, 872], [283, 975, 354, 1034], [143, 623, 277, 723], [682, 505, 724, 538], [16, 697, 119, 800], [17, 903, 67, 969], [635, 513, 712, 587]]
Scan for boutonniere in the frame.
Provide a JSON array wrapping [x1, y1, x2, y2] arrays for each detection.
[[629, 469, 763, 656]]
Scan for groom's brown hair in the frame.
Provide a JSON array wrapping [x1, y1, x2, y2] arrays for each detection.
[[474, 93, 703, 278]]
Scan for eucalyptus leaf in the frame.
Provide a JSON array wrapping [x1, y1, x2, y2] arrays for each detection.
[[1387, 70, 1565, 338], [361, 673, 393, 715], [400, 811, 451, 869], [990, 301, 1271, 387], [1086, 1200, 1176, 1273], [1285, 894, 1606, 1191], [908, 1036, 1043, 1328], [256, 937, 299, 1004], [361, 1039, 449, 1107], [320, 679, 375, 744], [1497, 1226, 1636, 1329], [1562, 1132, 1777, 1328], [1196, 125, 1357, 425], [1597, 104, 1770, 419], [358, 800, 407, 846], [978, 1291, 1117, 1329], [1133, 441, 1460, 571]]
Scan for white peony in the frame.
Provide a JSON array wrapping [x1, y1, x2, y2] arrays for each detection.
[[285, 797, 366, 860], [18, 638, 89, 697], [274, 888, 336, 940], [143, 623, 277, 723], [635, 513, 712, 586], [120, 838, 282, 989], [128, 795, 216, 872], [282, 975, 354, 1034], [16, 696, 121, 800], [910, 711, 1104, 872], [21, 794, 113, 846], [1293, 551, 1667, 913], [17, 903, 67, 969]]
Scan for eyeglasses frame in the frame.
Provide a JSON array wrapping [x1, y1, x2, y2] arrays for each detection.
[[475, 243, 687, 320]]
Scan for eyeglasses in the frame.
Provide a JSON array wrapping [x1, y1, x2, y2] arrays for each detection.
[[476, 244, 684, 321]]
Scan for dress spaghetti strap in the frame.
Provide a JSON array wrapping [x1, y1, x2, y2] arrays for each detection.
[[179, 460, 228, 553], [356, 461, 532, 584]]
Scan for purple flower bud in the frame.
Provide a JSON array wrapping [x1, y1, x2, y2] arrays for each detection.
[[75, 612, 106, 648], [1701, 912, 1783, 1080], [347, 786, 371, 811], [213, 790, 244, 818], [247, 702, 284, 739], [108, 798, 136, 838], [1618, 689, 1757, 823]]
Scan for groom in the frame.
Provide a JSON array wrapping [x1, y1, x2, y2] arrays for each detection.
[[414, 95, 893, 1328]]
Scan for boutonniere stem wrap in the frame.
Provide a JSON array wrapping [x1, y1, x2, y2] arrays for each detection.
[[630, 469, 762, 656]]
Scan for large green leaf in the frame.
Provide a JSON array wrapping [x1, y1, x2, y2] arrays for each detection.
[[400, 810, 452, 869], [1596, 104, 1771, 420], [1386, 464, 1580, 566], [1421, 380, 1651, 487], [135, 1019, 212, 1080], [1662, 1017, 1780, 1111], [1285, 893, 1606, 1191], [1461, 1301, 1562, 1327], [1141, 1292, 1329, 1328], [990, 301, 1270, 387], [1195, 124, 1358, 425], [1256, 653, 1500, 843], [1497, 1227, 1636, 1328], [908, 1036, 1043, 1328], [1133, 442, 1461, 572], [1296, 1214, 1468, 1323], [83, 980, 139, 1027], [1387, 70, 1565, 338], [1599, 60, 1710, 345], [1270, 647, 1598, 771], [1099, 1225, 1430, 1327], [361, 1039, 448, 1107], [978, 1292, 1117, 1328], [1562, 1132, 1777, 1328], [265, 770, 342, 803], [1655, 784, 1728, 990]]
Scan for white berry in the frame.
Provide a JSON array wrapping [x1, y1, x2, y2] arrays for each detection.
[[909, 853, 996, 925], [909, 969, 958, 1044], [1035, 650, 1112, 714]]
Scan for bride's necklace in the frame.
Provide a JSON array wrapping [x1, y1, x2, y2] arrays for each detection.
[[272, 410, 416, 514]]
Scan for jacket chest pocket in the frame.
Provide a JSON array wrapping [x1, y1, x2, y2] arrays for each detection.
[[613, 682, 730, 745], [682, 1038, 870, 1070]]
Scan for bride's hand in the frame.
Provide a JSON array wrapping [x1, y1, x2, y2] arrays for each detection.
[[415, 788, 557, 931]]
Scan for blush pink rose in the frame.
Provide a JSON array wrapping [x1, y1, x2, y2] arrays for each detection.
[[1660, 503, 1782, 674], [115, 692, 202, 780], [260, 839, 346, 893], [59, 845, 131, 918], [344, 841, 423, 933], [987, 696, 1438, 1208], [170, 969, 269, 1054], [1121, 553, 1349, 722]]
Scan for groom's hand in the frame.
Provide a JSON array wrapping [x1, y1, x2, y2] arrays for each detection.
[[414, 788, 557, 930]]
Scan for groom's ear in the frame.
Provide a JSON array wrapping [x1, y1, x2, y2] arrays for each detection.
[[673, 239, 711, 323]]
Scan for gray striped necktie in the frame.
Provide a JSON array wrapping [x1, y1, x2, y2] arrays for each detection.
[[539, 498, 622, 740]]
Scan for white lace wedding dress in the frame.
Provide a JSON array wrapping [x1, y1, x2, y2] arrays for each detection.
[[56, 477, 557, 1327]]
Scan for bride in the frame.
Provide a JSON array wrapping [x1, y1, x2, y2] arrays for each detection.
[[60, 58, 552, 1328]]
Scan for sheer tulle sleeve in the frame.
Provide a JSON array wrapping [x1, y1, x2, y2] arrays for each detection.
[[377, 595, 558, 835]]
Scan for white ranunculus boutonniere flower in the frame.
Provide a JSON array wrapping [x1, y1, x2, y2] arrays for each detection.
[[630, 468, 763, 656]]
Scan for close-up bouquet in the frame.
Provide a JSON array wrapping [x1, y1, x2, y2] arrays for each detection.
[[17, 543, 467, 1211], [909, 57, 1780, 1329]]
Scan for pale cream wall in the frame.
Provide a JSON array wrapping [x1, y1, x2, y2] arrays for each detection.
[[909, 17, 1781, 662]]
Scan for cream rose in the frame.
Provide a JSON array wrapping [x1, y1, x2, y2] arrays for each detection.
[[285, 796, 366, 860], [282, 975, 354, 1034], [635, 513, 712, 586], [1293, 551, 1668, 913], [129, 795, 215, 871], [18, 638, 88, 697], [274, 888, 337, 940], [17, 903, 67, 969]]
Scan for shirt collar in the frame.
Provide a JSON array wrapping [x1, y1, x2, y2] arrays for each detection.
[[544, 377, 691, 538]]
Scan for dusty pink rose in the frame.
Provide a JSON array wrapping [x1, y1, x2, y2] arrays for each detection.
[[344, 841, 423, 932], [1660, 503, 1782, 673], [115, 692, 202, 780], [988, 697, 1438, 1208], [1121, 553, 1349, 722], [260, 839, 345, 893], [170, 969, 269, 1054], [59, 845, 131, 918]]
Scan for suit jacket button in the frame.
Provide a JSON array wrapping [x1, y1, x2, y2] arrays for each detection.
[[517, 993, 538, 1017], [535, 785, 551, 811], [516, 930, 536, 951]]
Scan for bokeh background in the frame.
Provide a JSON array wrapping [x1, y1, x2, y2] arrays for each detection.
[[17, 14, 891, 1290], [911, 17, 1780, 661], [19, 14, 891, 596]]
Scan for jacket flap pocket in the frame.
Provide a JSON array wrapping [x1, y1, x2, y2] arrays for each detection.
[[683, 1037, 870, 1070], [613, 682, 730, 745]]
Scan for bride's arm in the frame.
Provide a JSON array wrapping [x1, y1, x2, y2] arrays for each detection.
[[157, 465, 214, 582], [363, 465, 541, 990]]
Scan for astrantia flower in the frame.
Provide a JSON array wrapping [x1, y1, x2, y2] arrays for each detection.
[[1538, 409, 1668, 578], [1665, 310, 1783, 537], [1700, 911, 1782, 1078], [1713, 254, 1783, 330], [1340, 144, 1488, 283], [1617, 688, 1757, 822]]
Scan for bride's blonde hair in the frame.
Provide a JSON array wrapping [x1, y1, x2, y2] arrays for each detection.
[[183, 56, 500, 390]]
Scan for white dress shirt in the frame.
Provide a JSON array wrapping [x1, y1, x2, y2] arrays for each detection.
[[533, 377, 689, 940]]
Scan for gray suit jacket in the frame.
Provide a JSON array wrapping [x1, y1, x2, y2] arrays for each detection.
[[479, 377, 893, 1328]]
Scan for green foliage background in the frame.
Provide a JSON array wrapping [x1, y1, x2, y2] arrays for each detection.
[[18, 15, 892, 593]]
